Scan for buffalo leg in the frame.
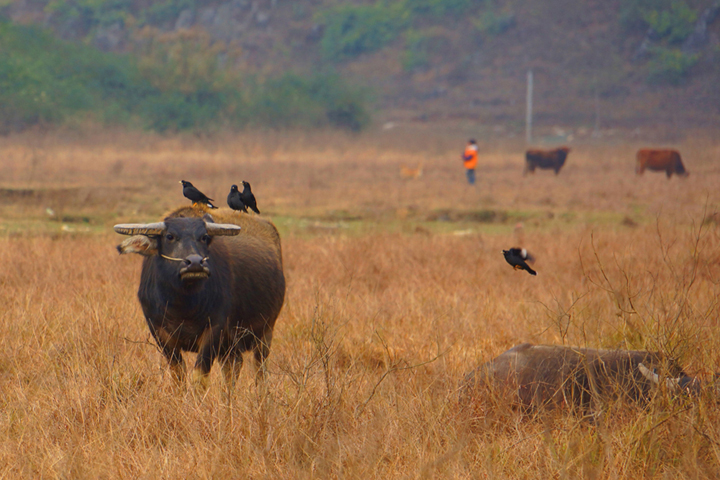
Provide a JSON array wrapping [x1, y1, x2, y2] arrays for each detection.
[[191, 324, 223, 394], [165, 348, 186, 384], [221, 353, 244, 392], [148, 323, 186, 384], [254, 330, 273, 382]]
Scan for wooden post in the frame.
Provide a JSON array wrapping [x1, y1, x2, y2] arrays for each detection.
[[526, 70, 533, 144], [593, 90, 600, 137]]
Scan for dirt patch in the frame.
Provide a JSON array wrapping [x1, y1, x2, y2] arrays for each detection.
[[427, 209, 509, 223]]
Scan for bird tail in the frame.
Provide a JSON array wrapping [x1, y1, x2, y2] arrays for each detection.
[[206, 201, 219, 209], [251, 206, 260, 214], [526, 266, 537, 276]]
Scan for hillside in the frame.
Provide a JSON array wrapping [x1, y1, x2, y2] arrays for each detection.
[[3, 0, 720, 135]]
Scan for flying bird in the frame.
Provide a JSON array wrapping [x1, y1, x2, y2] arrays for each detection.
[[240, 181, 260, 214], [180, 180, 217, 209], [227, 184, 247, 212], [503, 248, 537, 276]]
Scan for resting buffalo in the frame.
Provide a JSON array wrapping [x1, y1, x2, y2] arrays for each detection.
[[115, 205, 285, 393], [460, 343, 686, 414], [636, 148, 688, 178], [524, 147, 570, 175]]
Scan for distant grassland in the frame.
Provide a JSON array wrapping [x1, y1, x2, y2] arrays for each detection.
[[0, 127, 716, 234], [0, 129, 719, 477]]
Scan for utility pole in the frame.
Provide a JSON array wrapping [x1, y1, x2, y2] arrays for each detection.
[[593, 90, 600, 138], [526, 70, 533, 144]]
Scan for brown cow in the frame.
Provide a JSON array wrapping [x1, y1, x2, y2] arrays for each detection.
[[524, 147, 570, 175], [460, 343, 685, 415], [636, 149, 688, 178]]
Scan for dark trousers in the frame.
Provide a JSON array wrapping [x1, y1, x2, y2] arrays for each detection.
[[465, 169, 476, 185]]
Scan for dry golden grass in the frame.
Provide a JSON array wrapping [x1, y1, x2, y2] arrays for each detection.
[[1, 128, 720, 478]]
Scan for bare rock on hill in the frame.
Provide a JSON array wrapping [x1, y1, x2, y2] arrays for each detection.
[[632, 28, 658, 62], [175, 9, 195, 30], [255, 11, 270, 27], [194, 1, 260, 42], [94, 22, 125, 51]]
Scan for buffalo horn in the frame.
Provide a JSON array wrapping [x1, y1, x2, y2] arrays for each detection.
[[114, 223, 166, 236], [205, 223, 242, 236], [638, 363, 681, 391]]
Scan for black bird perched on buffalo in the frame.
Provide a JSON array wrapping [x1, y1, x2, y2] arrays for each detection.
[[240, 181, 260, 214], [180, 180, 217, 209], [503, 248, 537, 276], [227, 184, 247, 212]]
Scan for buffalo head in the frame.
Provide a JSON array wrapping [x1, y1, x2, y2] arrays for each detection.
[[639, 363, 717, 397], [115, 216, 241, 283]]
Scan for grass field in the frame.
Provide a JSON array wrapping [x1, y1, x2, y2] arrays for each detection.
[[1, 128, 720, 478]]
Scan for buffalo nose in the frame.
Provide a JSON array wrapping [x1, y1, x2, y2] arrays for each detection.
[[183, 254, 205, 270]]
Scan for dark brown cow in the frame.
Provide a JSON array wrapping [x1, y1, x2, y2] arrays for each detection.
[[460, 343, 685, 414], [524, 147, 570, 175], [636, 149, 688, 178]]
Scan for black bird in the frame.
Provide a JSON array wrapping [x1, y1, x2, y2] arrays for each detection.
[[240, 181, 260, 214], [180, 180, 217, 209], [227, 184, 247, 212], [503, 248, 537, 276]]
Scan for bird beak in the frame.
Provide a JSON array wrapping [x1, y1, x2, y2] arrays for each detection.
[[178, 181, 182, 184]]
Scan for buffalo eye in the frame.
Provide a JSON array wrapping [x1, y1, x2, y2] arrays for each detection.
[[201, 234, 211, 244], [166, 234, 174, 241]]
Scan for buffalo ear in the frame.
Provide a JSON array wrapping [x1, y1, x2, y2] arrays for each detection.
[[117, 235, 159, 256], [202, 213, 215, 223]]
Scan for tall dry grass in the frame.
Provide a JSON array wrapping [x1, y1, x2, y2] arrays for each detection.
[[0, 128, 719, 477]]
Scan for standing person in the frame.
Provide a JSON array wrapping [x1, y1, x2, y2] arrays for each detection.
[[461, 139, 478, 185]]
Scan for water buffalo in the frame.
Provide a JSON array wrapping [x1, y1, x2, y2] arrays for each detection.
[[524, 147, 570, 175], [635, 148, 688, 178], [460, 343, 686, 414], [115, 205, 285, 393]]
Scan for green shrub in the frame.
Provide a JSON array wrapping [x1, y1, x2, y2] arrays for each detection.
[[643, 2, 697, 44], [318, 3, 410, 61], [619, 0, 700, 84], [619, 0, 674, 30], [44, 0, 133, 28], [247, 72, 369, 131], [646, 47, 699, 84], [473, 9, 515, 37], [312, 73, 370, 131], [0, 20, 146, 131], [619, 0, 697, 44], [141, 0, 196, 26], [44, 0, 195, 29], [0, 21, 370, 133], [401, 29, 430, 72], [405, 0, 477, 16], [142, 88, 233, 132]]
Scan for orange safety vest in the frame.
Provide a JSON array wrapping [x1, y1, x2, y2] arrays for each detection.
[[463, 144, 478, 169]]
